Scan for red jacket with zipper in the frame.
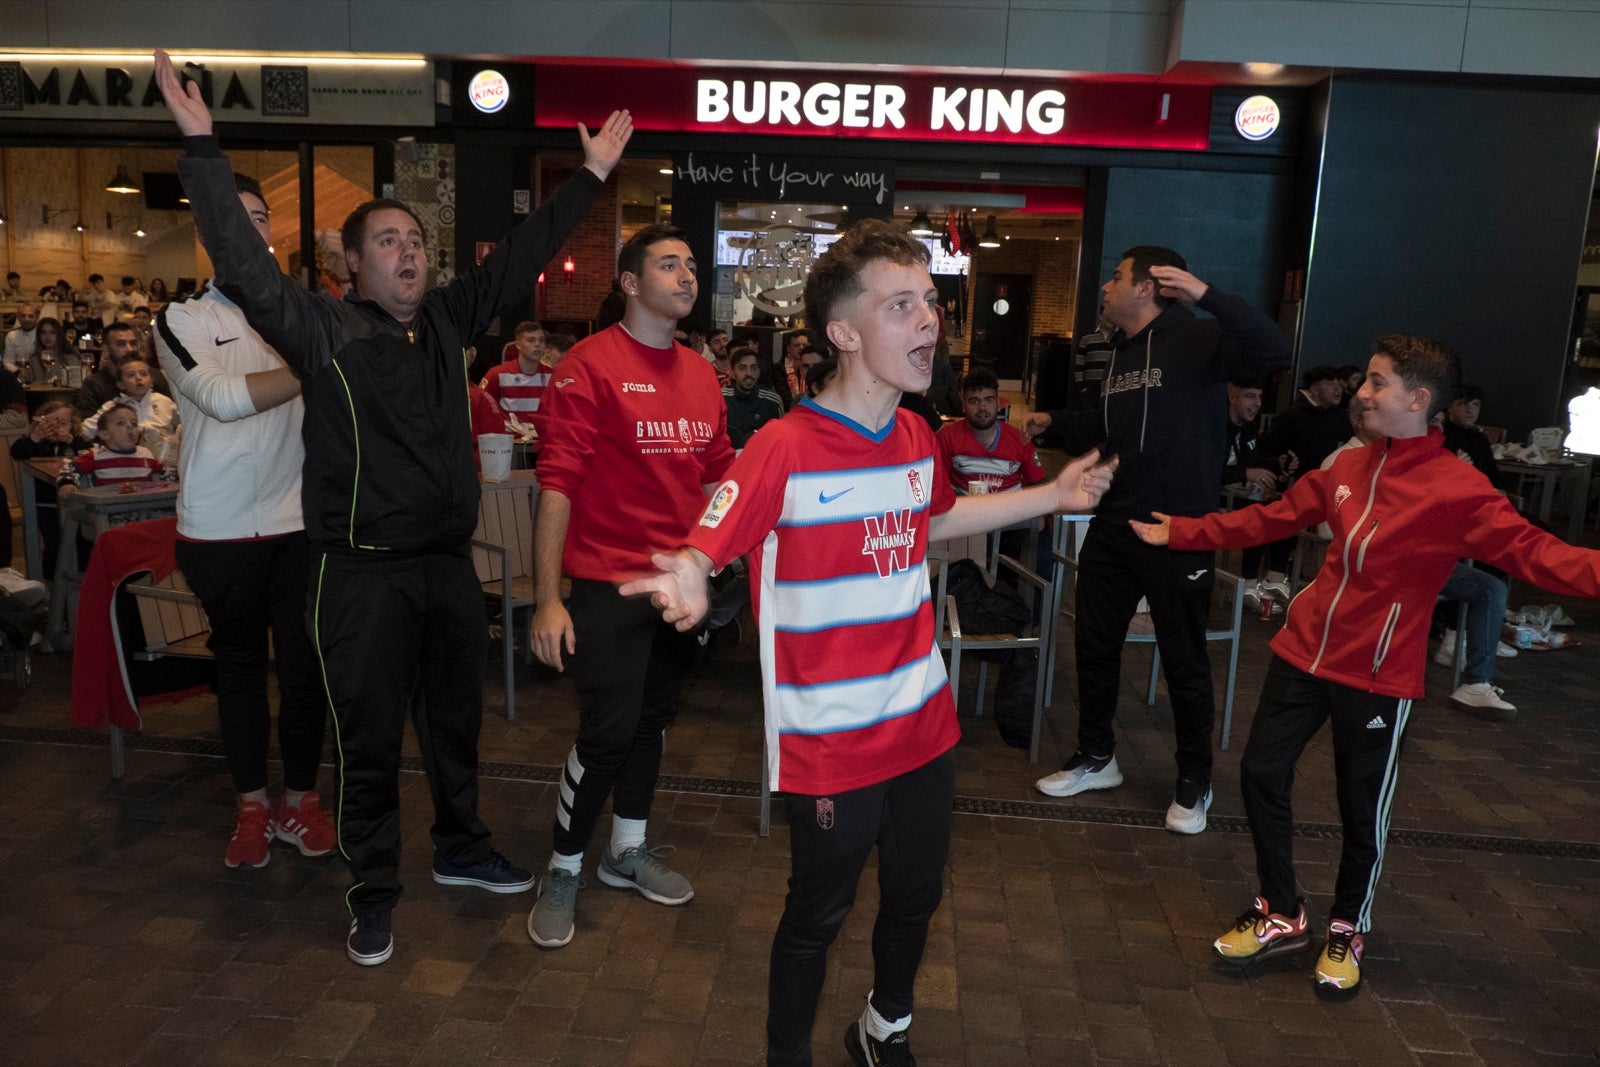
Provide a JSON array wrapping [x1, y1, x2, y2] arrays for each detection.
[[1169, 427, 1600, 698]]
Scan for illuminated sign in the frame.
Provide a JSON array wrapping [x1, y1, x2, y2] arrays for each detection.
[[1234, 95, 1281, 141], [536, 65, 1213, 150], [468, 69, 509, 114]]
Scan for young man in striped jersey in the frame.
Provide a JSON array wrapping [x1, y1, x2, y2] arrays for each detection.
[[1131, 335, 1600, 1000], [621, 219, 1116, 1067]]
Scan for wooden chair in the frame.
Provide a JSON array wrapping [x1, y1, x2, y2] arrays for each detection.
[[470, 480, 537, 720], [117, 570, 213, 779]]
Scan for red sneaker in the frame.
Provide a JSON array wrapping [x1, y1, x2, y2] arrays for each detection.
[[225, 800, 274, 868], [274, 792, 336, 857]]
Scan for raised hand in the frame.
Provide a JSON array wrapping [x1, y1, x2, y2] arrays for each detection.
[[1054, 448, 1117, 512], [1146, 265, 1208, 304], [579, 110, 634, 183], [152, 48, 212, 137], [1022, 411, 1053, 438], [617, 550, 712, 631], [1129, 511, 1171, 546]]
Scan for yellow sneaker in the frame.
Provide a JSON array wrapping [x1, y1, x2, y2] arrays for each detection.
[[1213, 895, 1311, 965], [1314, 920, 1364, 999]]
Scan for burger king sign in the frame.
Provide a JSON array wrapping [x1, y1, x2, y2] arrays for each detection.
[[469, 69, 511, 114], [1234, 95, 1280, 142]]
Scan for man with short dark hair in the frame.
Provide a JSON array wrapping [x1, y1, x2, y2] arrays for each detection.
[[724, 346, 784, 448], [528, 222, 734, 950], [1024, 245, 1289, 833], [4, 302, 39, 374], [1, 272, 22, 301], [156, 47, 632, 968], [75, 321, 141, 419]]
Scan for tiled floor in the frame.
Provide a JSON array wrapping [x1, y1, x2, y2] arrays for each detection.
[[3, 575, 1600, 1064]]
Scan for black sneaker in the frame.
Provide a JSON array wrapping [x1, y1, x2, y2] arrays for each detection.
[[347, 909, 393, 967], [431, 848, 536, 894], [845, 1019, 915, 1066]]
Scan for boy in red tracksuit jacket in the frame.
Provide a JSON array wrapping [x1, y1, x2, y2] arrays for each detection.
[[1132, 334, 1600, 1001]]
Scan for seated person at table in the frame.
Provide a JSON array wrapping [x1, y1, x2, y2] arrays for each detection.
[[723, 347, 784, 449], [12, 400, 89, 576], [1441, 383, 1507, 489], [75, 323, 154, 419], [937, 364, 1049, 578], [4, 302, 39, 374], [82, 357, 180, 443], [57, 402, 173, 496], [481, 320, 551, 429]]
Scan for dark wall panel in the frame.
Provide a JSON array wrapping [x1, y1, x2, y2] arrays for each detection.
[[1301, 77, 1600, 438], [1100, 167, 1293, 325]]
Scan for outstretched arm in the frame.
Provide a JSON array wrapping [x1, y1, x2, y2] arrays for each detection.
[[930, 449, 1116, 542], [617, 548, 715, 632]]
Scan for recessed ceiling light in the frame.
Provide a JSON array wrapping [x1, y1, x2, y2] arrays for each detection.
[[1244, 61, 1285, 76], [658, 167, 673, 175]]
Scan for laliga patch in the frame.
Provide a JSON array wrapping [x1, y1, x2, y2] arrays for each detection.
[[700, 481, 739, 528]]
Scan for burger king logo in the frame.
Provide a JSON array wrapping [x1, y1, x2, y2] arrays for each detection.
[[468, 70, 510, 115], [1234, 95, 1280, 142]]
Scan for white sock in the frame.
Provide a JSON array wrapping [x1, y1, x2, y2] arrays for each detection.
[[548, 851, 582, 876], [284, 788, 308, 807], [610, 816, 647, 856], [862, 994, 908, 1041]]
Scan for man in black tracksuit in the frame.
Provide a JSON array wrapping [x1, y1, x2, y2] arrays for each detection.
[[157, 49, 633, 966], [1027, 246, 1288, 833]]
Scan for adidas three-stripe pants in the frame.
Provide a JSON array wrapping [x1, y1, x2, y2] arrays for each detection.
[[1242, 655, 1411, 932]]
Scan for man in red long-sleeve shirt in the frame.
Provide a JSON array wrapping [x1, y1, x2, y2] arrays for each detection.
[[527, 223, 734, 950]]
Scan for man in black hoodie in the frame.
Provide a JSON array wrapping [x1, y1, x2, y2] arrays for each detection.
[[1025, 246, 1289, 833], [156, 49, 632, 967]]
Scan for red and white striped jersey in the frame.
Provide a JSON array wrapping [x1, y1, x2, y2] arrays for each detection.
[[58, 445, 170, 490], [935, 419, 1047, 495], [687, 401, 959, 795], [482, 357, 553, 418]]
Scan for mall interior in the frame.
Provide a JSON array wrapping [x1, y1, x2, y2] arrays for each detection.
[[2, 2, 1600, 1064]]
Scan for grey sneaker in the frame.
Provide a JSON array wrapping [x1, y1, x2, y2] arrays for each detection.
[[1035, 751, 1123, 798], [598, 845, 694, 905], [527, 869, 581, 948]]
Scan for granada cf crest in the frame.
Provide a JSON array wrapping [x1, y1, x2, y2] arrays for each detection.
[[816, 797, 834, 830], [678, 417, 693, 445], [907, 466, 925, 505]]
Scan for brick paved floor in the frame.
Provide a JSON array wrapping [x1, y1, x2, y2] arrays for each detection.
[[2, 579, 1599, 1064]]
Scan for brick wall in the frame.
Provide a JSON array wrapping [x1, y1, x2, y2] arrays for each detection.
[[962, 238, 1079, 352], [537, 157, 620, 325]]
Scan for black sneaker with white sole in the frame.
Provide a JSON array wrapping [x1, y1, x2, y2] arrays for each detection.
[[1035, 750, 1122, 798], [431, 847, 536, 893], [347, 909, 393, 966], [845, 1019, 916, 1066]]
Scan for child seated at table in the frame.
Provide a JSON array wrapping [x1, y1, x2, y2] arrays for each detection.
[[81, 356, 180, 446], [58, 403, 174, 497]]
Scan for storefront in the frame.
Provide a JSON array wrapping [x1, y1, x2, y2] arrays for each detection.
[[523, 61, 1309, 401], [0, 51, 436, 311]]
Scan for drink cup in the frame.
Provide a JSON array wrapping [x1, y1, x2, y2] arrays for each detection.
[[1258, 592, 1275, 620], [478, 433, 513, 483]]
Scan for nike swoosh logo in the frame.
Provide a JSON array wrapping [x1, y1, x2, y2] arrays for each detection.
[[1187, 569, 1208, 580], [214, 337, 238, 346], [818, 487, 854, 504]]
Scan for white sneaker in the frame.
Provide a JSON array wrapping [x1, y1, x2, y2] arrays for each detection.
[[0, 567, 48, 609], [1259, 576, 1292, 602], [1449, 682, 1516, 721], [1433, 631, 1457, 667], [1036, 752, 1123, 797], [1165, 783, 1213, 835], [1242, 584, 1282, 616], [1495, 641, 1518, 658]]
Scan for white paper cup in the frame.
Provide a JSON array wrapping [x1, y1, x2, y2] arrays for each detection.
[[478, 433, 513, 482]]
